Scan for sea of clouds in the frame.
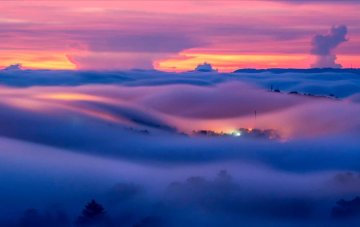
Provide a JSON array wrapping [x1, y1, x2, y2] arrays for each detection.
[[0, 69, 360, 226]]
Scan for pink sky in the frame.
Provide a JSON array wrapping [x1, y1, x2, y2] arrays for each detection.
[[0, 1, 359, 71]]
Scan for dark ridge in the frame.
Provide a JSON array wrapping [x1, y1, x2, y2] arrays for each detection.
[[233, 68, 360, 74]]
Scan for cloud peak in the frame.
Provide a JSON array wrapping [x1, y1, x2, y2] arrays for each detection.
[[311, 25, 348, 68]]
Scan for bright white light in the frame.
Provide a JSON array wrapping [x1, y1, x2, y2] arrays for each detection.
[[232, 131, 242, 137]]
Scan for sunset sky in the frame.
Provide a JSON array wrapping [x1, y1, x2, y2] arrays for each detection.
[[2, 2, 360, 225], [0, 1, 359, 71]]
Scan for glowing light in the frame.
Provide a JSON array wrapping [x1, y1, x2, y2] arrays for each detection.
[[232, 130, 242, 137]]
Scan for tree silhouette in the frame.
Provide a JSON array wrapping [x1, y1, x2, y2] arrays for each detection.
[[76, 200, 107, 226], [332, 196, 360, 219]]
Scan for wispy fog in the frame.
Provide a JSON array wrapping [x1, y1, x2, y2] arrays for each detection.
[[0, 69, 360, 226]]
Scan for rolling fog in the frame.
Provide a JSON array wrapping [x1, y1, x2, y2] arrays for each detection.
[[0, 69, 360, 226]]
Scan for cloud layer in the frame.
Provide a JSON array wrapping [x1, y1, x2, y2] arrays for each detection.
[[0, 70, 360, 225]]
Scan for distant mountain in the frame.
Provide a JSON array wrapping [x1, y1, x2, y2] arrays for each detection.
[[233, 68, 360, 74], [194, 62, 218, 72], [2, 64, 23, 71]]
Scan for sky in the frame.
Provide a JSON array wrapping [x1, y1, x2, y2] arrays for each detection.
[[1, 2, 360, 225], [0, 1, 359, 71]]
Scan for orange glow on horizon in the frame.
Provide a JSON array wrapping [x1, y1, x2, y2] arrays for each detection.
[[154, 52, 313, 72], [0, 52, 77, 70], [155, 51, 360, 72], [2, 51, 358, 72]]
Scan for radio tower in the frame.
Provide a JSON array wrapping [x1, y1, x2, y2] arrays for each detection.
[[254, 110, 257, 128]]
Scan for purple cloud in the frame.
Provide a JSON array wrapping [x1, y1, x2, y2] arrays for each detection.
[[311, 25, 348, 68]]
